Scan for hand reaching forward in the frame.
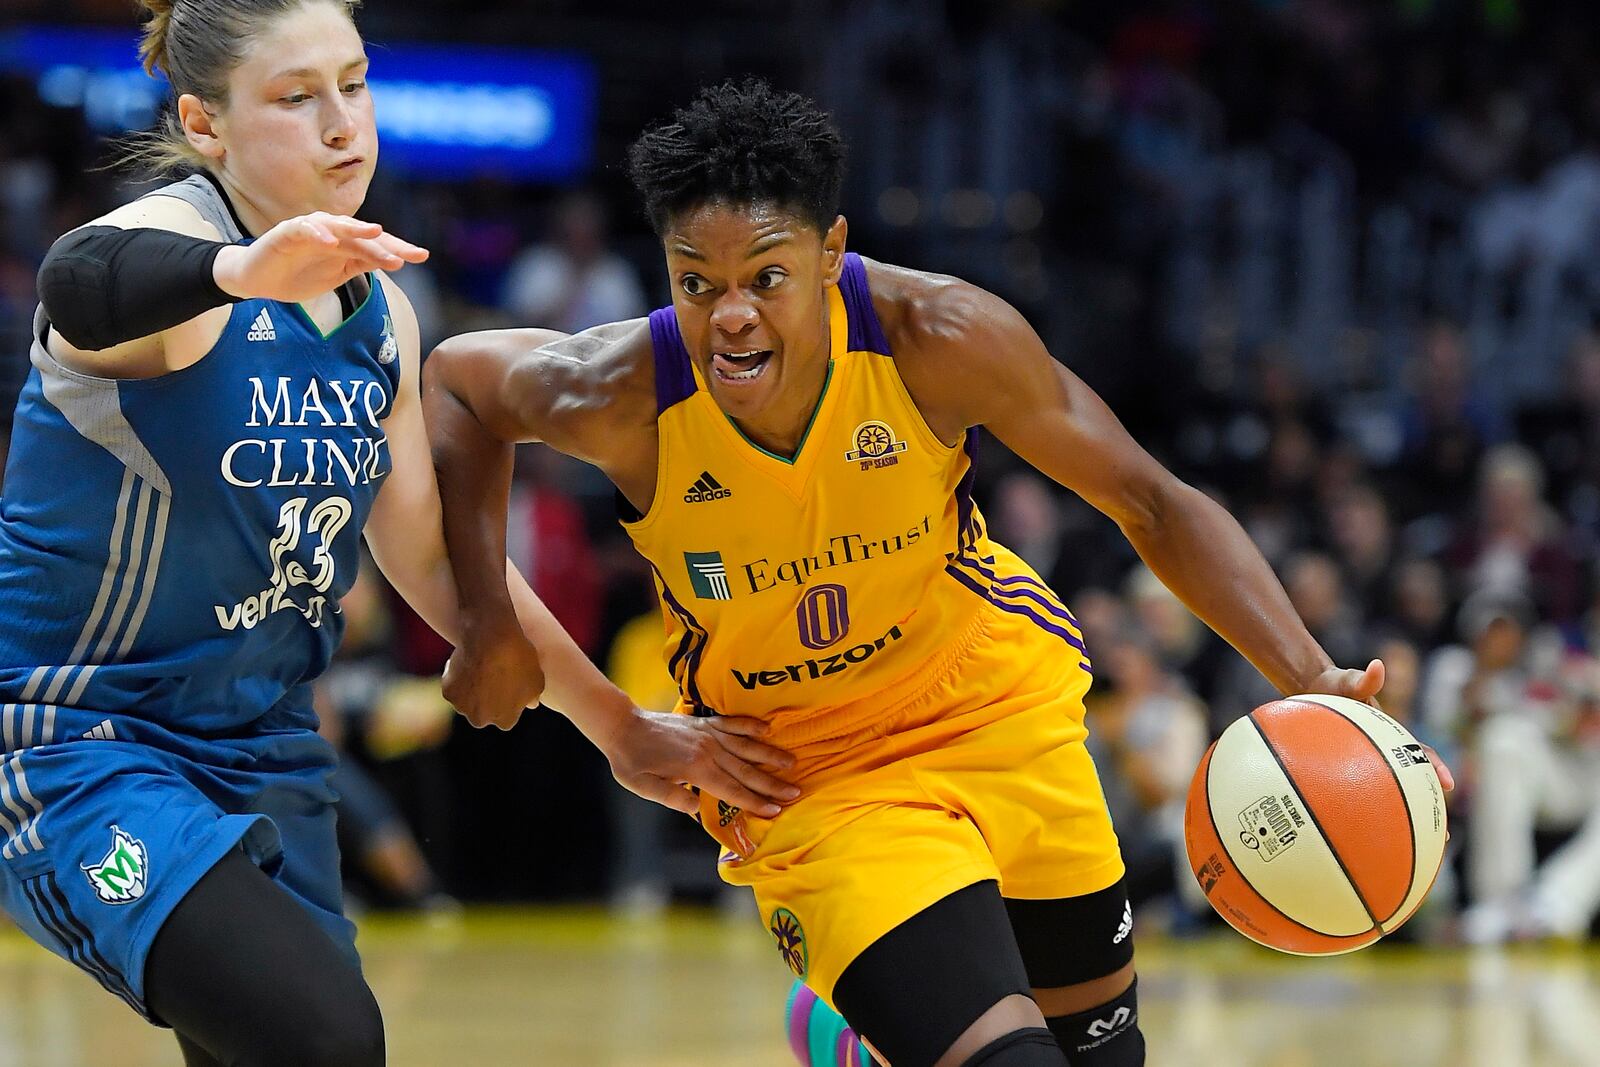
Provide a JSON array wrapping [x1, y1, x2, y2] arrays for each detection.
[[213, 212, 428, 304]]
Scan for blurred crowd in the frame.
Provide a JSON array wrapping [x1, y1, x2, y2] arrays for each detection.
[[2, 0, 1600, 944]]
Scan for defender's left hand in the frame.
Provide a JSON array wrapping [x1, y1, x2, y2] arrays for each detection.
[[1304, 658, 1455, 792], [605, 709, 800, 817]]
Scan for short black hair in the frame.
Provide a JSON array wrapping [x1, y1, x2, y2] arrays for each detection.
[[627, 78, 846, 236]]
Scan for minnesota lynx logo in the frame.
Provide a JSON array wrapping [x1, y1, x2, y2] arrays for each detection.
[[81, 826, 148, 905], [377, 314, 398, 365]]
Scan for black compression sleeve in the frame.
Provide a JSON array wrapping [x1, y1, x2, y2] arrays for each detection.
[[36, 225, 241, 351]]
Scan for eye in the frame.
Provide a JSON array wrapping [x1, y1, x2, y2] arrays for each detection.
[[754, 268, 788, 290], [281, 92, 311, 105], [341, 81, 367, 96], [680, 274, 711, 297]]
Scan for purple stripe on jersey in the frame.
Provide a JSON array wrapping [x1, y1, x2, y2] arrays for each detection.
[[962, 557, 1084, 628], [652, 567, 715, 714], [787, 983, 818, 1063], [839, 253, 891, 355], [945, 564, 1093, 672], [952, 429, 980, 558], [648, 306, 698, 414]]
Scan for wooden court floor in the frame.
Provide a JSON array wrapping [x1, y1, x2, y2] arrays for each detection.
[[1, 906, 1598, 1066]]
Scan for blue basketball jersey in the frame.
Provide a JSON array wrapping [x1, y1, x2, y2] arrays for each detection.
[[0, 175, 399, 743]]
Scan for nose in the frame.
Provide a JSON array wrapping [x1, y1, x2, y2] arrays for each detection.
[[710, 289, 759, 337], [322, 93, 358, 149]]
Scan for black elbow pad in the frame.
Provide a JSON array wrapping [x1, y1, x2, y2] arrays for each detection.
[[36, 225, 240, 351]]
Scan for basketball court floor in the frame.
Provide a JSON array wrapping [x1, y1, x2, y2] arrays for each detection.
[[0, 907, 1596, 1066]]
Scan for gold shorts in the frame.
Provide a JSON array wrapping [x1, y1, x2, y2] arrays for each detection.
[[698, 603, 1124, 1004]]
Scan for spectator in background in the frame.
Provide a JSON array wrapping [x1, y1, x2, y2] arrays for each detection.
[[1388, 556, 1455, 654], [602, 589, 680, 917], [1326, 483, 1397, 621], [1124, 564, 1229, 709], [1088, 626, 1208, 917], [502, 192, 647, 334], [507, 445, 604, 658], [1398, 319, 1505, 523], [1447, 443, 1586, 627], [316, 563, 456, 914]]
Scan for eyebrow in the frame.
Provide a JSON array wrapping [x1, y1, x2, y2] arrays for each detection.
[[667, 233, 795, 264], [270, 57, 369, 81]]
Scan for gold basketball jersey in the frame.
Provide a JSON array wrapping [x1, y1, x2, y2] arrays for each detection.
[[623, 254, 1090, 747]]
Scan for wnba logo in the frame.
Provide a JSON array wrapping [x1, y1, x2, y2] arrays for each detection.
[[796, 584, 850, 649]]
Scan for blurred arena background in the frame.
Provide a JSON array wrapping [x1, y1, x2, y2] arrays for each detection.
[[2, 1, 1600, 1064]]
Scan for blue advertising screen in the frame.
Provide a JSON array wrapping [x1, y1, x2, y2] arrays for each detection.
[[0, 25, 596, 180]]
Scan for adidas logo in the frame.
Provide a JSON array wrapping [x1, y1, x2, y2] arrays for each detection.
[[1113, 899, 1133, 944], [683, 471, 732, 504], [82, 720, 116, 742], [246, 308, 276, 342]]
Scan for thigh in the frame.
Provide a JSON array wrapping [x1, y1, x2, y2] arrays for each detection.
[[144, 848, 382, 1066], [728, 797, 1000, 1006], [832, 880, 1036, 1067], [250, 769, 358, 968]]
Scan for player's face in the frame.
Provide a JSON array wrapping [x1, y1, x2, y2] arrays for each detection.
[[210, 2, 376, 223], [663, 202, 846, 425]]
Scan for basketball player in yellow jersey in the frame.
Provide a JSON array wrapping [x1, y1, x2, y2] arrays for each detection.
[[424, 80, 1453, 1067]]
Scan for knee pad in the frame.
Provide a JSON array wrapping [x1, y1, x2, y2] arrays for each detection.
[[963, 1027, 1067, 1066], [1045, 978, 1144, 1066]]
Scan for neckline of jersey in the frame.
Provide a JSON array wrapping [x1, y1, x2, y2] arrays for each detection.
[[290, 274, 378, 341], [696, 280, 852, 472]]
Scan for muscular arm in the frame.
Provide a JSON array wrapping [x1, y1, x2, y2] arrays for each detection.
[[421, 325, 798, 812], [891, 271, 1336, 696]]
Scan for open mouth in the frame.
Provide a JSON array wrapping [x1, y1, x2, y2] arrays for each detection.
[[711, 349, 773, 384]]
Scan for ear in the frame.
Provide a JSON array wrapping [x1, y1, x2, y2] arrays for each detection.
[[177, 94, 225, 162], [821, 215, 848, 287]]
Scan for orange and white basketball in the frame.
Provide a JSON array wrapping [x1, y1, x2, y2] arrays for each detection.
[[1182, 694, 1448, 955]]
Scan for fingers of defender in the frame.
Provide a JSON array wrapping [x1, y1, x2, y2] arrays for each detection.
[[710, 747, 796, 812], [707, 728, 796, 771], [371, 232, 429, 263], [703, 714, 772, 738]]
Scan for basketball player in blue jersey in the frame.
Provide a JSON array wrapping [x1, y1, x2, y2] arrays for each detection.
[[3, 4, 797, 1064], [425, 81, 1455, 1067]]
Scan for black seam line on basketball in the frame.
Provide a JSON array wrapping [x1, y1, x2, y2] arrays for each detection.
[[1338, 711, 1418, 926], [1202, 745, 1362, 942], [1245, 713, 1383, 936]]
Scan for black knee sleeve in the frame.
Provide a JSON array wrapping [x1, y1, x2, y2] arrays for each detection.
[[833, 881, 1032, 1067], [1045, 978, 1144, 1066], [963, 1028, 1068, 1066]]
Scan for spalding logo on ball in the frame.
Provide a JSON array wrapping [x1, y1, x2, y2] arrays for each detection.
[[1182, 694, 1448, 955]]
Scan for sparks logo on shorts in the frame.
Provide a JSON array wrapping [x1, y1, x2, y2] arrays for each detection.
[[716, 800, 742, 827], [81, 826, 148, 905], [770, 908, 808, 978], [684, 551, 732, 600], [844, 420, 908, 469]]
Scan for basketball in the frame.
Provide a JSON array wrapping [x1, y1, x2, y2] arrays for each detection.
[[1183, 694, 1448, 956]]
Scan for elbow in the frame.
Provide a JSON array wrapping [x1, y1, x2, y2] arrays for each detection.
[[1115, 473, 1194, 542]]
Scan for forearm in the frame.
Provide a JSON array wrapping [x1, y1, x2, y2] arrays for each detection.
[[422, 354, 522, 632], [505, 567, 631, 741], [1123, 481, 1333, 694]]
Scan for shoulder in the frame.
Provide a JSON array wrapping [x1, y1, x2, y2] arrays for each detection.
[[87, 184, 224, 242], [862, 257, 1026, 356], [859, 257, 1041, 434]]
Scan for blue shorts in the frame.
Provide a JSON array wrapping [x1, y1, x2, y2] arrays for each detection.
[[0, 710, 354, 1023]]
